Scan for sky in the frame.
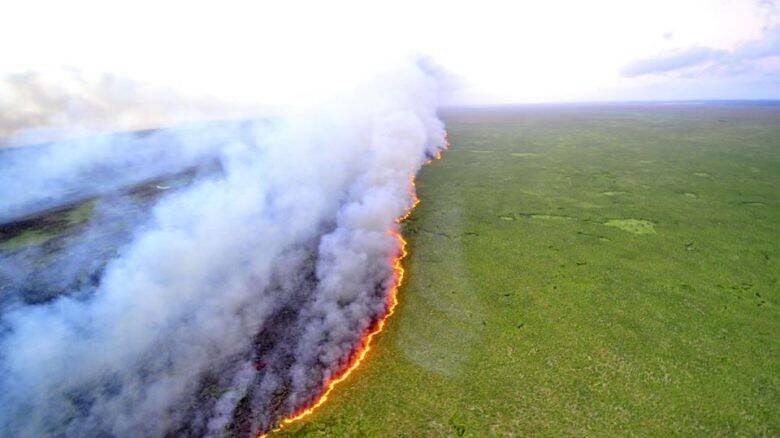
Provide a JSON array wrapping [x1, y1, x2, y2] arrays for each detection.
[[0, 0, 778, 105]]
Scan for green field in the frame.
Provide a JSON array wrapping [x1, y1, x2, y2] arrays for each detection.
[[277, 104, 779, 436]]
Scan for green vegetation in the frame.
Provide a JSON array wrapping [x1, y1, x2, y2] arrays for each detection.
[[0, 200, 94, 251], [604, 219, 656, 235], [0, 228, 58, 251], [64, 199, 95, 223], [277, 105, 779, 436]]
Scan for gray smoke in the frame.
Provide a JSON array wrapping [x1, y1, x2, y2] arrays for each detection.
[[0, 120, 256, 223], [0, 69, 270, 223], [0, 60, 445, 436]]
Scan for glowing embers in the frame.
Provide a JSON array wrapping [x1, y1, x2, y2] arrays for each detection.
[[427, 132, 449, 164], [396, 177, 420, 224], [266, 135, 447, 436], [268, 231, 405, 433]]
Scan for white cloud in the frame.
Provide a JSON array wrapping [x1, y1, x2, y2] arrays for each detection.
[[0, 0, 776, 105], [622, 27, 780, 77]]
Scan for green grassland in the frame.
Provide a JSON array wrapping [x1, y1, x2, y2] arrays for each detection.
[[277, 104, 779, 436], [0, 201, 94, 251]]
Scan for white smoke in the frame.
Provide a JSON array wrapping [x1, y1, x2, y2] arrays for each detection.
[[0, 69, 255, 146], [0, 69, 271, 223], [0, 121, 250, 222], [0, 60, 445, 436]]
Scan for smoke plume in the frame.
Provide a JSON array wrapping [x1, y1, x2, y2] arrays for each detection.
[[0, 69, 253, 146], [0, 60, 445, 436]]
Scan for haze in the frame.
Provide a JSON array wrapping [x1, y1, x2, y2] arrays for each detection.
[[1, 0, 777, 106]]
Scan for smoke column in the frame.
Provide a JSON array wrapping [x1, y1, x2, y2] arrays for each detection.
[[0, 60, 445, 436]]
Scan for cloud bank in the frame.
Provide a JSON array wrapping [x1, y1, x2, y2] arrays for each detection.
[[622, 26, 780, 78]]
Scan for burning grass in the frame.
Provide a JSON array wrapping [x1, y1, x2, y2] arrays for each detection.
[[265, 230, 407, 434], [265, 143, 447, 435]]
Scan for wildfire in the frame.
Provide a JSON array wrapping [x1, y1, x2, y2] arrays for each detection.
[[271, 230, 406, 430], [263, 136, 448, 437], [426, 132, 449, 164], [395, 178, 420, 224]]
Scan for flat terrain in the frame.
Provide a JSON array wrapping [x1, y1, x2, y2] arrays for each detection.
[[276, 104, 780, 436]]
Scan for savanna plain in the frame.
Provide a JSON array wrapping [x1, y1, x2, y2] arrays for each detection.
[[277, 103, 779, 436]]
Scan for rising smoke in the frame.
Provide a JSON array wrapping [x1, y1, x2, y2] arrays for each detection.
[[0, 69, 250, 145], [0, 68, 267, 222], [0, 121, 252, 223], [0, 60, 445, 436]]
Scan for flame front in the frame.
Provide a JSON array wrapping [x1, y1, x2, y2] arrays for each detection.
[[263, 137, 448, 437], [275, 230, 406, 429]]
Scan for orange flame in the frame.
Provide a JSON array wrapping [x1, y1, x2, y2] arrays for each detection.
[[262, 135, 448, 437], [396, 177, 420, 224], [276, 230, 405, 427], [426, 132, 450, 164]]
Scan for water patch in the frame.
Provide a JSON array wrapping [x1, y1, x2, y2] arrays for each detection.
[[602, 191, 627, 196], [693, 172, 709, 177]]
